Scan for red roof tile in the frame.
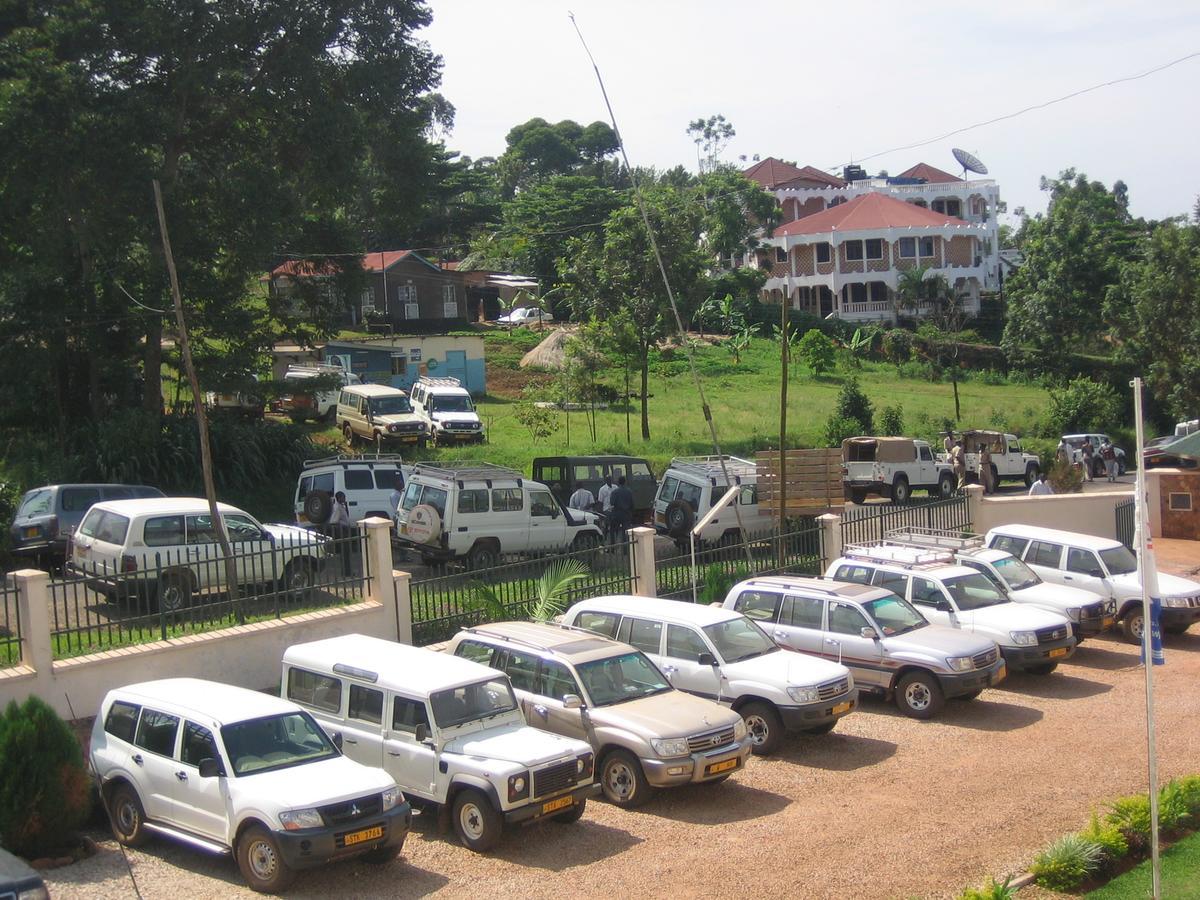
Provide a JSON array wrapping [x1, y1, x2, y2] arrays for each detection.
[[773, 192, 972, 237], [774, 165, 846, 189], [271, 250, 440, 279], [742, 157, 807, 189], [896, 162, 963, 184]]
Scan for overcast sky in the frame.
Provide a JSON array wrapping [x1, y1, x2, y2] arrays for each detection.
[[423, 0, 1200, 223]]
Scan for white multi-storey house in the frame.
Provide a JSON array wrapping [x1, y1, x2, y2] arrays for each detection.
[[742, 158, 1001, 322]]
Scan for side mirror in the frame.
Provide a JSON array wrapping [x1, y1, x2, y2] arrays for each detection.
[[198, 758, 223, 778], [331, 731, 343, 751], [414, 723, 429, 744], [936, 599, 954, 613], [860, 626, 879, 640], [698, 652, 718, 667], [562, 694, 583, 709]]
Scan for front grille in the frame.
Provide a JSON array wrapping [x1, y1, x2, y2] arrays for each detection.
[[817, 677, 851, 701], [320, 793, 382, 826], [334, 822, 387, 850], [533, 760, 578, 799], [1036, 625, 1070, 644], [973, 647, 999, 669], [687, 726, 736, 753]]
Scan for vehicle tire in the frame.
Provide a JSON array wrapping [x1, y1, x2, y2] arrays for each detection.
[[803, 721, 837, 736], [1026, 662, 1058, 676], [342, 423, 355, 445], [156, 573, 191, 613], [303, 490, 333, 525], [237, 824, 297, 893], [936, 472, 954, 498], [1122, 609, 1145, 645], [1163, 623, 1191, 636], [1024, 464, 1039, 488], [107, 784, 149, 848], [599, 749, 653, 808], [572, 531, 602, 553], [740, 701, 784, 756], [282, 559, 317, 598], [664, 499, 695, 538], [451, 788, 503, 852], [890, 475, 911, 504], [552, 798, 587, 824], [361, 836, 405, 864], [466, 541, 500, 571], [894, 671, 944, 719], [849, 488, 868, 505]]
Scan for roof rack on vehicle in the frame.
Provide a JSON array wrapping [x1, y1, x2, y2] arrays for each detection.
[[883, 526, 984, 552], [302, 453, 407, 469], [412, 460, 523, 489], [668, 455, 757, 485], [416, 375, 464, 388], [841, 542, 956, 567]]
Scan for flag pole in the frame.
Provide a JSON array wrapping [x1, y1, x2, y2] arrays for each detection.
[[1132, 375, 1162, 900]]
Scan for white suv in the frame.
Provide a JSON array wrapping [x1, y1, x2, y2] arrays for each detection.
[[294, 456, 413, 526], [394, 463, 604, 567], [69, 498, 326, 612], [409, 376, 485, 445], [564, 595, 857, 755], [652, 456, 773, 546], [282, 634, 597, 852], [91, 678, 409, 894]]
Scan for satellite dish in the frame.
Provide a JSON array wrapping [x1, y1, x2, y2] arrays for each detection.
[[952, 148, 988, 176]]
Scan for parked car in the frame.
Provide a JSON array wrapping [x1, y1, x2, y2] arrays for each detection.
[[842, 436, 955, 504], [497, 307, 553, 326], [282, 634, 597, 850], [721, 575, 1005, 719], [884, 527, 1115, 639], [294, 455, 413, 526], [336, 384, 427, 447], [68, 498, 327, 611], [563, 595, 856, 754], [91, 678, 410, 893], [277, 363, 361, 422], [532, 455, 657, 522], [1062, 433, 1127, 477], [652, 456, 774, 547], [408, 376, 485, 445], [9, 483, 164, 562], [446, 621, 750, 808], [937, 430, 1041, 487], [394, 462, 605, 567], [0, 845, 47, 900], [1144, 435, 1198, 469], [986, 524, 1200, 643]]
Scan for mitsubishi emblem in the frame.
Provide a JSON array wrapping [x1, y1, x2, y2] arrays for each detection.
[[349, 803, 361, 817]]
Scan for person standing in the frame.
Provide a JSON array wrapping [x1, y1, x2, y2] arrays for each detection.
[[979, 444, 994, 495], [329, 490, 354, 575], [1081, 441, 1095, 482], [1028, 472, 1054, 496], [609, 475, 634, 545], [389, 474, 406, 523], [597, 475, 615, 513], [950, 441, 967, 491], [943, 433, 954, 455], [1101, 439, 1118, 482], [568, 484, 596, 511]]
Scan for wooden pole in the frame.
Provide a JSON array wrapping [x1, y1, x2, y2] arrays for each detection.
[[153, 180, 242, 622], [778, 293, 789, 567]]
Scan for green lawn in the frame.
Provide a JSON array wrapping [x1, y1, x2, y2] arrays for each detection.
[[1089, 829, 1200, 898]]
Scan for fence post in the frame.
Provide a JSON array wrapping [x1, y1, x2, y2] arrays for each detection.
[[359, 518, 395, 606], [392, 570, 414, 645], [817, 514, 841, 569], [14, 569, 52, 673], [963, 484, 984, 534], [628, 527, 657, 598]]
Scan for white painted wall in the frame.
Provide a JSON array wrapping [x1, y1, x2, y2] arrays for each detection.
[[968, 486, 1131, 541]]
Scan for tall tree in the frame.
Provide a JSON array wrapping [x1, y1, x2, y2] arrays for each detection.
[[687, 114, 735, 174], [494, 117, 619, 197]]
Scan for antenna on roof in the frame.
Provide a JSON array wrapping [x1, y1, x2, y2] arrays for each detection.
[[952, 148, 988, 180]]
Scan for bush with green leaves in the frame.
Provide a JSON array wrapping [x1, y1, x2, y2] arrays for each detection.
[[1030, 833, 1103, 892], [1107, 794, 1152, 852], [797, 328, 837, 376], [1045, 376, 1123, 435], [1157, 780, 1194, 833], [823, 415, 864, 449], [878, 404, 904, 436], [958, 876, 1015, 900], [0, 696, 92, 857], [1080, 809, 1128, 868], [833, 377, 874, 434], [1047, 457, 1084, 494], [1174, 775, 1200, 817], [881, 328, 913, 366]]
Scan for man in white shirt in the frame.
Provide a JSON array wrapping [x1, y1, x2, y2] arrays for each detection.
[[388, 474, 406, 523], [568, 485, 595, 511], [1028, 473, 1054, 496], [597, 475, 615, 513], [329, 491, 354, 574]]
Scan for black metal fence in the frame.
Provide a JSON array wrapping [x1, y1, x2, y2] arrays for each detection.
[[1115, 497, 1136, 550], [840, 496, 971, 546], [48, 530, 369, 659], [655, 521, 825, 604], [409, 540, 635, 646], [1, 576, 21, 667]]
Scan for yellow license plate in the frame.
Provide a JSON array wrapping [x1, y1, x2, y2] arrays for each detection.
[[992, 661, 1007, 684], [705, 757, 740, 777], [343, 825, 383, 846], [831, 701, 852, 716], [541, 795, 574, 815], [1103, 616, 1115, 627], [1049, 647, 1069, 659], [23, 527, 38, 538]]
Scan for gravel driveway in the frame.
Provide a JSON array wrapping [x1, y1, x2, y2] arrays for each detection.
[[46, 624, 1200, 900]]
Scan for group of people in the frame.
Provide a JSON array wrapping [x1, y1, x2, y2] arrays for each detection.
[[567, 474, 635, 542], [942, 435, 998, 494], [1057, 438, 1119, 483]]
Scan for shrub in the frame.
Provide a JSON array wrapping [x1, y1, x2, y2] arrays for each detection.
[[833, 377, 874, 434], [797, 329, 837, 376], [1158, 780, 1193, 833], [1107, 794, 1152, 853], [1030, 833, 1103, 892], [1174, 775, 1200, 817], [881, 328, 913, 365], [823, 415, 864, 449], [1046, 377, 1122, 435], [879, 404, 904, 436], [1047, 457, 1084, 494], [698, 563, 752, 606], [958, 876, 1015, 900], [1080, 809, 1128, 867], [0, 696, 92, 857]]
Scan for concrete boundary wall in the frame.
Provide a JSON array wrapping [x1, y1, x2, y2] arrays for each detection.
[[966, 485, 1132, 541]]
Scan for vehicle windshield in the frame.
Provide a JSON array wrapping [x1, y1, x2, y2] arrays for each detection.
[[1100, 546, 1138, 576], [702, 616, 777, 663], [944, 574, 1010, 611], [431, 395, 474, 414], [18, 489, 52, 518], [220, 712, 337, 776], [575, 652, 671, 706], [430, 677, 518, 728], [862, 594, 928, 636], [369, 396, 412, 416], [992, 555, 1041, 590]]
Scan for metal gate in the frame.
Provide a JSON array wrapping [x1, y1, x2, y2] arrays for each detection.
[[1115, 497, 1135, 549]]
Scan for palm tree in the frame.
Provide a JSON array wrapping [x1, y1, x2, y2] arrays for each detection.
[[468, 558, 591, 623]]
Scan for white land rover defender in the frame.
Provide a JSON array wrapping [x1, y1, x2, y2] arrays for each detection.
[[937, 430, 1042, 487], [841, 437, 956, 504]]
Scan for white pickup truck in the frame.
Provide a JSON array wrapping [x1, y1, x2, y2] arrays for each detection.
[[842, 437, 955, 504], [938, 430, 1041, 487]]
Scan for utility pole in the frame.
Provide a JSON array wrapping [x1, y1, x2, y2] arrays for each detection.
[[778, 294, 789, 567], [153, 180, 242, 622]]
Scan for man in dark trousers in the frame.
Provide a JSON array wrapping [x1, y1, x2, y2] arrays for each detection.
[[609, 475, 634, 545]]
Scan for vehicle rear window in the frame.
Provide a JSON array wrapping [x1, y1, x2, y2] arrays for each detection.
[[618, 617, 663, 655], [454, 639, 496, 666], [990, 534, 1029, 556], [348, 684, 383, 725], [491, 488, 523, 512], [17, 489, 52, 518], [286, 668, 343, 713], [144, 516, 185, 547], [658, 475, 680, 503], [104, 700, 140, 743], [734, 591, 781, 622], [374, 468, 403, 490], [835, 564, 873, 585], [574, 611, 619, 638], [535, 464, 563, 483], [61, 487, 102, 512], [457, 489, 490, 514], [1027, 541, 1063, 567], [344, 469, 374, 491], [783, 595, 824, 628], [78, 510, 130, 545], [630, 463, 653, 479], [102, 487, 134, 501], [134, 708, 180, 757]]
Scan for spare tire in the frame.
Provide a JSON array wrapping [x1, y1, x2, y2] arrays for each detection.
[[665, 499, 695, 538], [404, 504, 443, 546], [304, 490, 333, 525]]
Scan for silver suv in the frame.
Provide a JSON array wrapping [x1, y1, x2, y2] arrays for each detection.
[[722, 576, 1005, 719]]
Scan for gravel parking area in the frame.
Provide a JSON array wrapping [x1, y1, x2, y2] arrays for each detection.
[[46, 613, 1200, 900]]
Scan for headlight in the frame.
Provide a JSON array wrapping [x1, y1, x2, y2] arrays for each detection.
[[577, 752, 594, 777], [1165, 597, 1189, 609], [382, 786, 403, 811], [1066, 607, 1081, 621], [651, 737, 691, 757], [388, 423, 399, 433], [946, 655, 974, 672], [786, 686, 819, 704], [279, 808, 323, 831], [733, 717, 747, 741], [1010, 631, 1037, 646], [507, 771, 530, 802]]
